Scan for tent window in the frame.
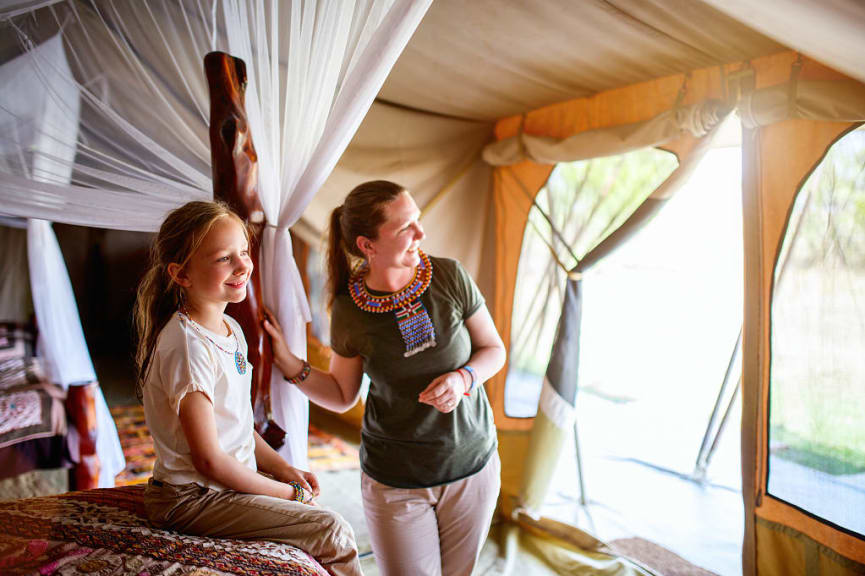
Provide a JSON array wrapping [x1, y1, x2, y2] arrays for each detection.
[[768, 125, 865, 536], [305, 244, 330, 347], [505, 149, 678, 417]]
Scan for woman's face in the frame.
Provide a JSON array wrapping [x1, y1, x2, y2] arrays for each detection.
[[360, 191, 425, 271]]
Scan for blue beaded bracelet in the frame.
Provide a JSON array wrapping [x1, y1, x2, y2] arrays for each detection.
[[461, 365, 477, 396]]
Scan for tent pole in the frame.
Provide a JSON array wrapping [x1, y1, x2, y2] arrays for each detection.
[[574, 418, 587, 506], [703, 376, 741, 470], [693, 327, 742, 480]]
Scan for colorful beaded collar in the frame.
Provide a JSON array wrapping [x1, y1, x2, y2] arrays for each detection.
[[348, 250, 437, 357]]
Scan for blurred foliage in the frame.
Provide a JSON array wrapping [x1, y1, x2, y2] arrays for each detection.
[[783, 128, 865, 270], [771, 126, 865, 476], [507, 149, 678, 387]]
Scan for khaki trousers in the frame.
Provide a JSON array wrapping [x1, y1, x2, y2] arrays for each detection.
[[361, 452, 501, 576], [144, 479, 362, 576]]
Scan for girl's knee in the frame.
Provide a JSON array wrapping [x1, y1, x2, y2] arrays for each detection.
[[315, 508, 356, 544]]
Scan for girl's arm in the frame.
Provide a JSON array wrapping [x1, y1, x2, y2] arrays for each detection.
[[253, 430, 320, 498], [419, 304, 506, 412], [179, 391, 301, 501], [262, 311, 364, 413]]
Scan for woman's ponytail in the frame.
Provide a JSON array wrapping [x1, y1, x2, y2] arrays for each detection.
[[327, 205, 350, 308], [325, 181, 405, 307]]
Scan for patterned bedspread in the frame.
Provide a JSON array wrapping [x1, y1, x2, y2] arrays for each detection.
[[0, 355, 66, 450], [0, 485, 329, 576]]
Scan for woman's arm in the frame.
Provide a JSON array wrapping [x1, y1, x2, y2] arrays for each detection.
[[179, 392, 299, 500], [418, 304, 506, 412], [461, 304, 507, 384], [262, 310, 364, 413]]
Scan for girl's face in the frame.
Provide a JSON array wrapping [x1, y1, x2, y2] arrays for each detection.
[[179, 216, 252, 309], [360, 191, 425, 271]]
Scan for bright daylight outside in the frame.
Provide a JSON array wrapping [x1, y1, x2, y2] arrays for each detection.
[[768, 125, 865, 537], [506, 115, 746, 576]]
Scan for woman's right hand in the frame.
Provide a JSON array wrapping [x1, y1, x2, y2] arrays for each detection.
[[262, 308, 304, 378]]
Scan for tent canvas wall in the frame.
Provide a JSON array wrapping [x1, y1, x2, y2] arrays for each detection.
[[2, 1, 865, 574]]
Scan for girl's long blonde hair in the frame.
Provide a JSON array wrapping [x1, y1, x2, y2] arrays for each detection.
[[133, 201, 247, 400]]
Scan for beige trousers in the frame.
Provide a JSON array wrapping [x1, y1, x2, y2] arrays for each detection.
[[361, 452, 501, 576], [144, 479, 362, 576]]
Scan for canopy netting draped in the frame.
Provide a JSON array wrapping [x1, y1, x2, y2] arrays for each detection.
[[0, 33, 124, 486], [0, 0, 430, 468]]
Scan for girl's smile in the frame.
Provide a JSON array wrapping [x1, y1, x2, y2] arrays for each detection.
[[174, 216, 252, 330]]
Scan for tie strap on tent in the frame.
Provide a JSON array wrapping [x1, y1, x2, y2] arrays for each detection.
[[482, 97, 731, 167]]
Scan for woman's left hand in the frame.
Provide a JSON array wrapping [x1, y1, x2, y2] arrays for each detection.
[[262, 308, 305, 379], [419, 371, 468, 413]]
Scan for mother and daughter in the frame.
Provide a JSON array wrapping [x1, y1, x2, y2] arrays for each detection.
[[135, 180, 505, 576]]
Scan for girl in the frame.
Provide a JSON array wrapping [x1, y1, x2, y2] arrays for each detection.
[[264, 181, 506, 576], [134, 201, 362, 576]]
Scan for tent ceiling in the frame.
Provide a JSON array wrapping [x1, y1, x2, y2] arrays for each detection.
[[378, 0, 785, 121]]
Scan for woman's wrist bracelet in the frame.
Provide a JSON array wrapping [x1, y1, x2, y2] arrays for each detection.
[[287, 480, 305, 502], [284, 360, 311, 385], [461, 365, 477, 396]]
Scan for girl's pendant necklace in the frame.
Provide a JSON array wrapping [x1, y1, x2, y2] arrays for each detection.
[[178, 310, 247, 375], [348, 250, 436, 357]]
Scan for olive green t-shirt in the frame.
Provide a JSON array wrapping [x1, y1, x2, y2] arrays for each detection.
[[330, 256, 497, 488]]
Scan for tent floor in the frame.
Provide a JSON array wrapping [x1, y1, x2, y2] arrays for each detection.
[[542, 395, 743, 576], [541, 456, 741, 576], [311, 408, 573, 576]]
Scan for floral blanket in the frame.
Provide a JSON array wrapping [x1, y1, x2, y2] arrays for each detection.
[[0, 485, 328, 576]]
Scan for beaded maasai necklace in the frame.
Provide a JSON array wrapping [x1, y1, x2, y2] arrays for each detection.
[[178, 311, 248, 375], [349, 250, 436, 357]]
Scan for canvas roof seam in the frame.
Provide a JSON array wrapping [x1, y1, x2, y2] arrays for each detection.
[[599, 1, 726, 68], [374, 96, 492, 125]]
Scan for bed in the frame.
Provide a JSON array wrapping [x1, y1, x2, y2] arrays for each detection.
[[0, 326, 329, 575], [0, 484, 328, 575]]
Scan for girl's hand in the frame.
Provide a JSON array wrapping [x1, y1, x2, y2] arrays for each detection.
[[275, 465, 321, 502], [418, 371, 469, 413], [262, 308, 305, 378]]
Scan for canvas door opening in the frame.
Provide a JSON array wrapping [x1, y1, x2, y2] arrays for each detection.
[[542, 117, 745, 576]]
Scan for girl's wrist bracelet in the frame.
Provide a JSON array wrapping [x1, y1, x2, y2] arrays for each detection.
[[284, 360, 311, 385], [287, 480, 305, 502]]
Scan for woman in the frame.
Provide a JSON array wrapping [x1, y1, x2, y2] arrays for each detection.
[[264, 180, 505, 576]]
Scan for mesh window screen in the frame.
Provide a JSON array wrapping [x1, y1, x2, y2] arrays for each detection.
[[504, 149, 678, 418], [768, 126, 865, 536], [305, 244, 330, 346]]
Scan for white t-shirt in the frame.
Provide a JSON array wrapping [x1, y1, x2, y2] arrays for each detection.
[[143, 313, 256, 489]]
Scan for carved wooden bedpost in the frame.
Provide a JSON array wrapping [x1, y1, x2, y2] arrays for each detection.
[[66, 381, 100, 490], [204, 52, 284, 449]]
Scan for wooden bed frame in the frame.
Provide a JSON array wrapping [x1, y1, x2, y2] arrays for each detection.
[[204, 51, 282, 448]]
